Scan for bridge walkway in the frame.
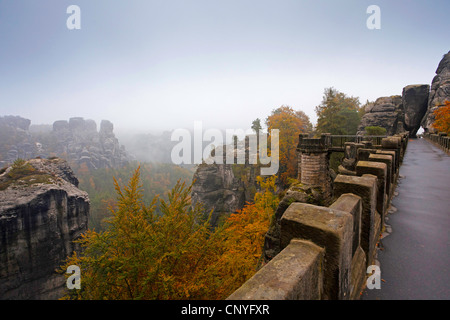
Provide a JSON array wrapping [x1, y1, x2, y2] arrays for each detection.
[[362, 137, 450, 299]]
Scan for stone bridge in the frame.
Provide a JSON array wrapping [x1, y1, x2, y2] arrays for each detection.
[[227, 131, 449, 300]]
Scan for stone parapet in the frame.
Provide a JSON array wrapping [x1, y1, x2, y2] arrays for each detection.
[[280, 202, 353, 300], [423, 132, 450, 154], [227, 239, 324, 300], [231, 132, 406, 300]]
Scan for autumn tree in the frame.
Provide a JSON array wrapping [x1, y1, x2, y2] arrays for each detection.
[[61, 167, 219, 299], [295, 110, 313, 133], [432, 100, 450, 134], [208, 175, 278, 298], [265, 105, 310, 186], [75, 162, 193, 231], [315, 87, 362, 135], [61, 168, 278, 300]]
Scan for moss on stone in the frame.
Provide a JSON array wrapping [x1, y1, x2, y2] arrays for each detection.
[[0, 160, 55, 191]]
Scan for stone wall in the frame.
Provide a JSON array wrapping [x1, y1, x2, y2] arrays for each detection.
[[228, 133, 408, 300]]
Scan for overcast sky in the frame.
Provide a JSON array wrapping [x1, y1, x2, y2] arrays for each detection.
[[0, 0, 449, 134]]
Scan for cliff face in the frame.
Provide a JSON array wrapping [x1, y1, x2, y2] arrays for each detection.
[[0, 116, 35, 167], [0, 116, 130, 169], [0, 158, 89, 300], [51, 118, 130, 169], [358, 95, 406, 136], [402, 85, 430, 137], [358, 84, 430, 138], [192, 162, 259, 227], [191, 143, 261, 227], [422, 51, 450, 132], [358, 52, 450, 136]]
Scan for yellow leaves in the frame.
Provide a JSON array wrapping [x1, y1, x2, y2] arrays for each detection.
[[206, 175, 279, 298], [61, 167, 279, 300], [266, 106, 308, 186]]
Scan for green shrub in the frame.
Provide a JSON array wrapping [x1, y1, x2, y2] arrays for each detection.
[[0, 159, 54, 190], [364, 126, 387, 136], [12, 158, 26, 168]]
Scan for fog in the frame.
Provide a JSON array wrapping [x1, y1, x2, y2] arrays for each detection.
[[1, 1, 449, 135]]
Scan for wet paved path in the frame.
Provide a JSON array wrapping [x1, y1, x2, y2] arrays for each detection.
[[363, 138, 450, 300]]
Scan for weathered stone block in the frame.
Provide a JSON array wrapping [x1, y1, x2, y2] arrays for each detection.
[[330, 193, 362, 256], [338, 164, 356, 176], [382, 136, 402, 166], [227, 239, 324, 300], [393, 134, 407, 161], [381, 136, 400, 149], [333, 174, 378, 265], [344, 142, 357, 160], [263, 182, 325, 262], [369, 153, 393, 197], [376, 150, 397, 175], [356, 161, 387, 220], [280, 202, 353, 300], [357, 148, 377, 162]]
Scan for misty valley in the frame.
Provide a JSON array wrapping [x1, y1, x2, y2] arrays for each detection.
[[0, 1, 449, 305]]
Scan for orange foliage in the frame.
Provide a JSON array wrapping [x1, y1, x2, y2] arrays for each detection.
[[432, 100, 450, 134], [61, 168, 278, 300], [206, 175, 278, 298], [266, 106, 308, 186]]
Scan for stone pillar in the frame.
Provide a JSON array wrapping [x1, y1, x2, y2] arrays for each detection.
[[330, 194, 362, 256], [297, 134, 332, 203], [297, 133, 309, 181], [376, 150, 397, 178], [381, 137, 401, 169], [356, 161, 388, 221], [329, 194, 366, 300], [281, 202, 353, 300], [333, 174, 379, 265], [368, 153, 394, 198], [341, 142, 357, 171]]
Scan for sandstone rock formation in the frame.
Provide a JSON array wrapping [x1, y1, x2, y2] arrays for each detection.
[[422, 51, 450, 132], [51, 118, 130, 169], [0, 116, 31, 132], [402, 84, 430, 137], [0, 116, 38, 167], [191, 162, 258, 227], [0, 116, 130, 169], [0, 158, 89, 299], [357, 95, 406, 136], [358, 83, 431, 137], [191, 142, 260, 227]]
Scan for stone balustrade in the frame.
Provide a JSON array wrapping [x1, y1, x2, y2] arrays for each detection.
[[423, 132, 449, 153], [227, 132, 409, 300]]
